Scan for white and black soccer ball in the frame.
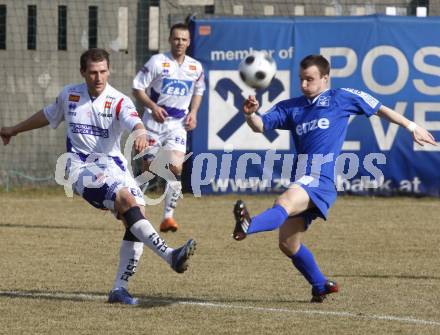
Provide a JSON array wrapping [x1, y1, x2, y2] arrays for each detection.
[[239, 51, 277, 89]]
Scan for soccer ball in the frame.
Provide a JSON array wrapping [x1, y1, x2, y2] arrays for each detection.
[[239, 51, 277, 89]]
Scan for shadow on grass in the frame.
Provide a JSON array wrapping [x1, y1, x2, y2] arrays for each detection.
[[0, 289, 173, 308], [0, 289, 309, 307], [331, 273, 440, 280], [0, 223, 119, 232]]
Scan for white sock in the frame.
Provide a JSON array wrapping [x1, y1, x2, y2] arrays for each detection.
[[112, 240, 143, 290], [163, 179, 182, 219], [129, 219, 174, 264]]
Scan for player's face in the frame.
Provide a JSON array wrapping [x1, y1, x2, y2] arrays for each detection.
[[81, 60, 109, 97], [169, 29, 190, 60], [299, 65, 329, 99]]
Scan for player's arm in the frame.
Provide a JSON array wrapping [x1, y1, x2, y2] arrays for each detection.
[[0, 110, 49, 145], [132, 88, 168, 123], [376, 105, 436, 146], [185, 94, 203, 131], [117, 96, 149, 153], [243, 95, 264, 133]]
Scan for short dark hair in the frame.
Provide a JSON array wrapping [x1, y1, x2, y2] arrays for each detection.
[[300, 55, 330, 77], [169, 23, 189, 38], [80, 48, 110, 72]]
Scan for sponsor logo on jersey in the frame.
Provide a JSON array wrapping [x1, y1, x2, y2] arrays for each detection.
[[162, 69, 170, 76], [189, 65, 197, 71], [104, 96, 116, 114], [161, 78, 192, 96], [68, 94, 80, 102], [342, 88, 379, 109], [162, 62, 170, 68], [69, 122, 109, 138], [68, 103, 77, 111], [295, 118, 330, 136]]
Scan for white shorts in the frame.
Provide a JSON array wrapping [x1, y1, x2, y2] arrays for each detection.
[[142, 112, 187, 161], [70, 156, 145, 213]]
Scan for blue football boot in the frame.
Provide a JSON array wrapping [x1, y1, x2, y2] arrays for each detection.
[[171, 239, 197, 273], [108, 287, 138, 305]]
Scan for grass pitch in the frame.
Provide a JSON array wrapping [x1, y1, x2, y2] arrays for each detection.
[[0, 189, 439, 334]]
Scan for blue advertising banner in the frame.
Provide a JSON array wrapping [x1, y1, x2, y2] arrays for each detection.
[[188, 15, 440, 196]]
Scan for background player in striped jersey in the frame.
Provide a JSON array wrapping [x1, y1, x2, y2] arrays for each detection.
[[232, 54, 436, 303], [0, 48, 197, 305], [133, 23, 205, 233]]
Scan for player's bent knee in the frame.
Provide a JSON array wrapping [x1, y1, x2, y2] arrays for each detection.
[[274, 198, 293, 215], [278, 240, 294, 257], [115, 188, 138, 214], [169, 164, 183, 176], [278, 238, 301, 257]]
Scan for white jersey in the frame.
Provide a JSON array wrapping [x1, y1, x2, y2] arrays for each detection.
[[133, 52, 205, 119], [43, 82, 142, 163]]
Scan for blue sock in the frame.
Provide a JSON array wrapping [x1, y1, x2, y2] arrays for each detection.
[[291, 244, 327, 292], [247, 204, 288, 234]]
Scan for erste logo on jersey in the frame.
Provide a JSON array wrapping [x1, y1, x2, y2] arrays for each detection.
[[296, 118, 330, 136], [161, 78, 192, 96]]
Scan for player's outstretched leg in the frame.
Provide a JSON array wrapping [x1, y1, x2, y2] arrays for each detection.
[[310, 280, 339, 303], [232, 200, 289, 240], [122, 205, 197, 274], [170, 239, 197, 273], [232, 200, 251, 241]]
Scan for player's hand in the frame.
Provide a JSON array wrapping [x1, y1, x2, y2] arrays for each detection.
[[185, 113, 197, 131], [243, 95, 259, 116], [151, 105, 168, 123], [413, 127, 437, 147], [133, 130, 148, 153], [0, 126, 17, 145]]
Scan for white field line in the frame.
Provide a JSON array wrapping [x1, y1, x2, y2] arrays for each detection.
[[1, 290, 439, 327]]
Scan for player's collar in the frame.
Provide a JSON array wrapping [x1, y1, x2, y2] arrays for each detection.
[[307, 89, 330, 105], [166, 51, 186, 65], [88, 83, 111, 102]]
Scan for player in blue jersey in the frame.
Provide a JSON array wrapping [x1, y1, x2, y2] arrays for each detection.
[[232, 54, 436, 302], [1, 48, 197, 306]]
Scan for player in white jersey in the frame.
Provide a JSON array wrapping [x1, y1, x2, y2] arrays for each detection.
[[0, 48, 197, 305], [133, 23, 206, 233]]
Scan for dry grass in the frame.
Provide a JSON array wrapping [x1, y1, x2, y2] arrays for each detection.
[[0, 190, 439, 334]]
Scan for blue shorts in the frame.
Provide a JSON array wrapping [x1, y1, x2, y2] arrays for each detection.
[[290, 175, 337, 229]]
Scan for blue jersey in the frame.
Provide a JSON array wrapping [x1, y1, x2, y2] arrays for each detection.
[[263, 88, 381, 183], [262, 88, 381, 222]]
